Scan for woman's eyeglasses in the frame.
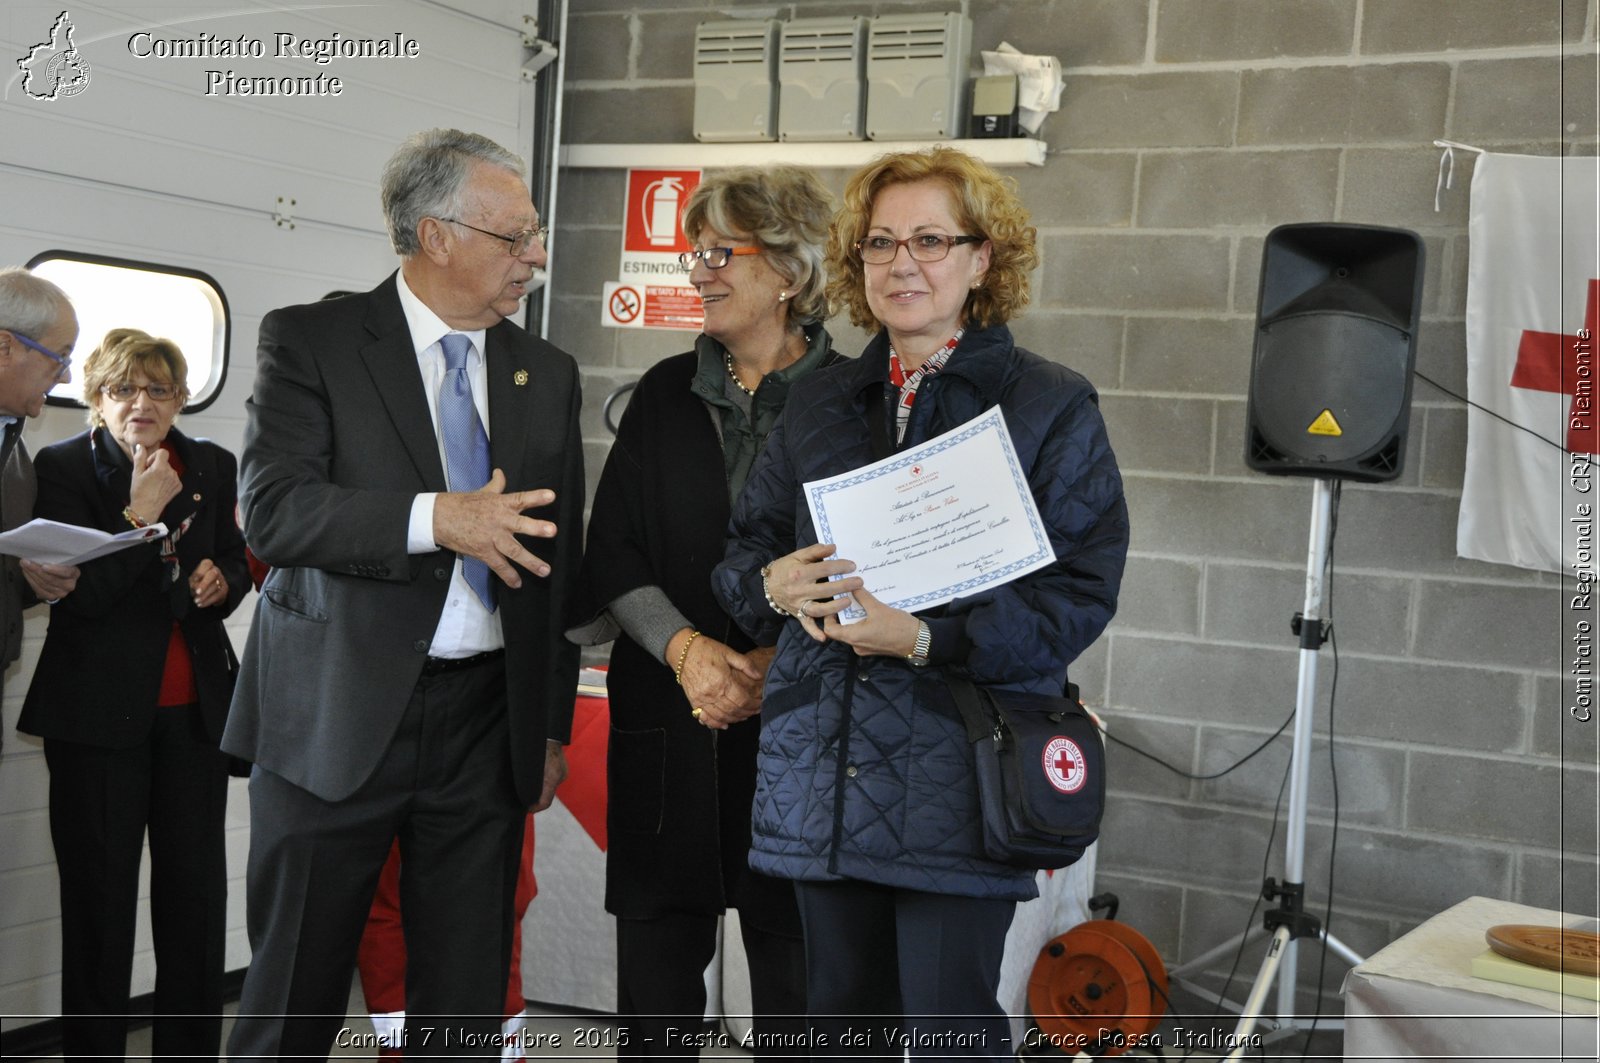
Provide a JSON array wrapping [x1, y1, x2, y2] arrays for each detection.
[[677, 246, 763, 271], [102, 382, 179, 402], [856, 234, 983, 264]]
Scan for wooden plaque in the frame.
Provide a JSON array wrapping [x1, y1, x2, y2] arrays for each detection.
[[1485, 924, 1600, 977]]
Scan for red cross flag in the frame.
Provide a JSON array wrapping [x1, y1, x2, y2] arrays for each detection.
[[1458, 153, 1599, 573]]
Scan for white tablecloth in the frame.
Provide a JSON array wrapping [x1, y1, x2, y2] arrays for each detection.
[[1343, 896, 1599, 1062]]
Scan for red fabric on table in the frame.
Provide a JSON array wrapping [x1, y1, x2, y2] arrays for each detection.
[[554, 693, 610, 852]]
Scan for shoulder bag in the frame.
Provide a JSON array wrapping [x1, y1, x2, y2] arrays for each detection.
[[950, 678, 1105, 870]]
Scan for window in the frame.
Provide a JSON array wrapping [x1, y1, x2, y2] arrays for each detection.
[[28, 252, 229, 412]]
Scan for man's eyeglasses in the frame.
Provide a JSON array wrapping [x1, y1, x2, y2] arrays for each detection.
[[677, 246, 763, 271], [102, 382, 180, 402], [855, 234, 984, 265], [439, 218, 549, 257], [9, 331, 72, 381]]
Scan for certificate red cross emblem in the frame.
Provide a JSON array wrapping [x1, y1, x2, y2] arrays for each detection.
[[1510, 278, 1599, 455]]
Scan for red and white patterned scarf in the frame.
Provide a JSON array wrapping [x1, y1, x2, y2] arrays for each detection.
[[888, 328, 963, 444]]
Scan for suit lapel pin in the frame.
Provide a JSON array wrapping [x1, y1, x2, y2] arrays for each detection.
[[513, 369, 529, 386], [193, 492, 202, 502]]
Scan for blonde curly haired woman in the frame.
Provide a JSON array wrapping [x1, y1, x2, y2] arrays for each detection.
[[714, 148, 1128, 1058]]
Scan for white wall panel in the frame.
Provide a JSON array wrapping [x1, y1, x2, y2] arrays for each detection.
[[0, 0, 545, 1035], [2, 1, 529, 227]]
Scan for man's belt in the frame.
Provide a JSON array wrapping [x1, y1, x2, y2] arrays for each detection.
[[421, 648, 505, 676]]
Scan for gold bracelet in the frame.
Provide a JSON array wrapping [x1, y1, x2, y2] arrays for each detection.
[[122, 506, 149, 529], [673, 630, 701, 686]]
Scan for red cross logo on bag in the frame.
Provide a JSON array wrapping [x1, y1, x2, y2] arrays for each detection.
[[1042, 737, 1087, 794]]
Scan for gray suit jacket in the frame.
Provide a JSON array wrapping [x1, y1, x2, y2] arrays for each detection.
[[221, 273, 584, 804]]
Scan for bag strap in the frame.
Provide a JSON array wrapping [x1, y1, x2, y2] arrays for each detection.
[[951, 677, 1082, 741], [948, 678, 996, 743], [868, 381, 896, 462]]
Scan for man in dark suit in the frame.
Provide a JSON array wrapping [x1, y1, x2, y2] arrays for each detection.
[[0, 268, 83, 704], [223, 129, 584, 1058]]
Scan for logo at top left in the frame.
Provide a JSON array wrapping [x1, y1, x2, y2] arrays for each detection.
[[17, 11, 92, 101]]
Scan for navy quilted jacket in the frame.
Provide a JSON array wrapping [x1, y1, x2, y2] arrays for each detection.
[[713, 324, 1128, 900]]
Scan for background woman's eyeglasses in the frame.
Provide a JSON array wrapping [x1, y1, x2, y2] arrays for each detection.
[[677, 246, 762, 271], [855, 234, 983, 264], [102, 382, 179, 402]]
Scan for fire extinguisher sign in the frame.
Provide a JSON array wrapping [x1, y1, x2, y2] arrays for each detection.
[[620, 169, 701, 283], [603, 169, 703, 330]]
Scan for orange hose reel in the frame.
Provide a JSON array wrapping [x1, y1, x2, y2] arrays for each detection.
[[1026, 919, 1168, 1056]]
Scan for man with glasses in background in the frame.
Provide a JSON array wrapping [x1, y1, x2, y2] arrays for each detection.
[[224, 129, 583, 1058], [0, 267, 82, 726]]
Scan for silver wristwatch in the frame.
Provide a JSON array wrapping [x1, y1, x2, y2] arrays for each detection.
[[906, 620, 931, 666]]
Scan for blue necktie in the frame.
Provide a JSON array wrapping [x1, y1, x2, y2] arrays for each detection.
[[439, 333, 496, 612]]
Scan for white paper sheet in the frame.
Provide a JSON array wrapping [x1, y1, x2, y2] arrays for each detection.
[[803, 407, 1055, 621], [0, 517, 168, 565]]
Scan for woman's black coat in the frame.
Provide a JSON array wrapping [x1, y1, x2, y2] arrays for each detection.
[[571, 348, 825, 928], [18, 426, 249, 748]]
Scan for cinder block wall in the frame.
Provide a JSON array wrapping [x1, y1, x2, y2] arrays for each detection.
[[549, 0, 1600, 1006]]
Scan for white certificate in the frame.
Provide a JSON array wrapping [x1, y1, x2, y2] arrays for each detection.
[[804, 407, 1055, 621]]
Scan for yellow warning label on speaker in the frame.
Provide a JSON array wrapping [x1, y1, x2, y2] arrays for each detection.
[[1307, 409, 1343, 436]]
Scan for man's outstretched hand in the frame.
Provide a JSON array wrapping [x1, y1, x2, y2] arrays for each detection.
[[433, 469, 558, 588]]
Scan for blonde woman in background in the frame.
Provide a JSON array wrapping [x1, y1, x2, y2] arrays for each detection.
[[19, 328, 248, 1060]]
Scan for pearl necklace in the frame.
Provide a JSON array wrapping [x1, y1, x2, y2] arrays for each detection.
[[725, 351, 758, 397]]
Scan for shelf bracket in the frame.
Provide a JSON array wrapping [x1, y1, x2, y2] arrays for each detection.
[[521, 14, 557, 81]]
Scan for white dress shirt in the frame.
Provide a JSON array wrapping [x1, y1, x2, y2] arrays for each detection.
[[396, 269, 502, 656]]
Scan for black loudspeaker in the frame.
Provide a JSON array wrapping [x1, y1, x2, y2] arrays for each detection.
[[1245, 222, 1425, 482]]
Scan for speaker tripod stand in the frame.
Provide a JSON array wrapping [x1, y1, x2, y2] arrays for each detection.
[[1169, 478, 1364, 1051]]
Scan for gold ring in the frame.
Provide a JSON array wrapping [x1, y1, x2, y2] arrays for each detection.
[[691, 707, 703, 721]]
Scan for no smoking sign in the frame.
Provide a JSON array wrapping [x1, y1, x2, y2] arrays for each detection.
[[601, 282, 702, 331], [608, 285, 642, 325]]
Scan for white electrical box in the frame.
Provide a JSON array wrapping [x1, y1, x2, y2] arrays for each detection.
[[694, 19, 781, 142], [865, 12, 972, 141], [778, 16, 868, 142]]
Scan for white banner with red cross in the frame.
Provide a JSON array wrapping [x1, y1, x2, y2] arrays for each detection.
[[1458, 152, 1599, 574]]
